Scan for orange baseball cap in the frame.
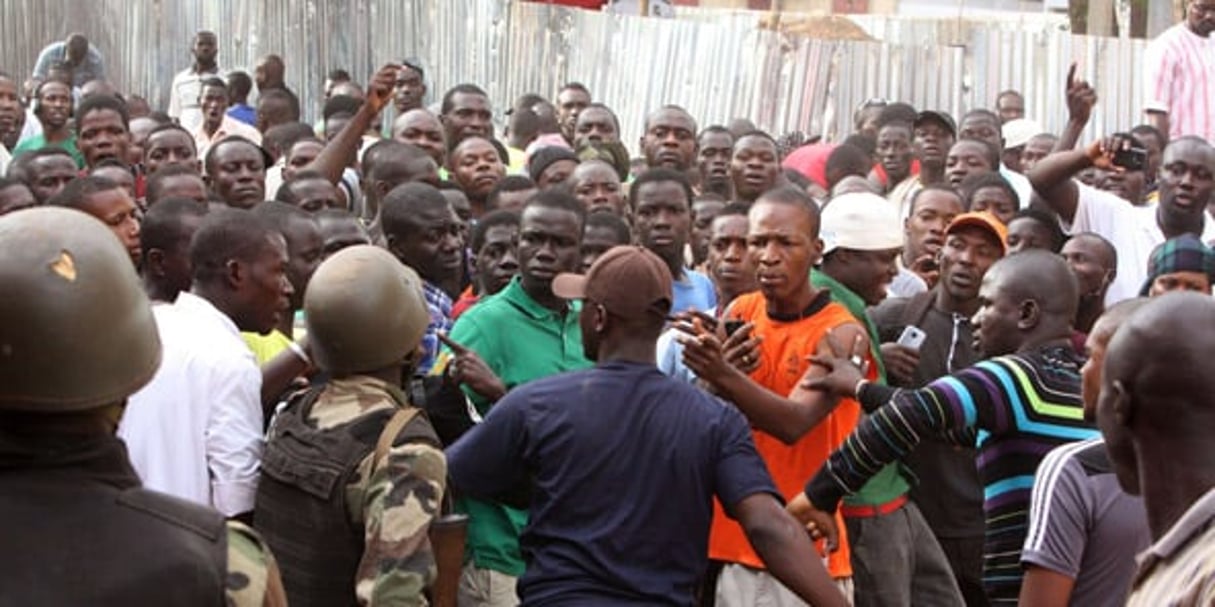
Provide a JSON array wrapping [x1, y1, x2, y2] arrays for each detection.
[[945, 211, 1008, 255]]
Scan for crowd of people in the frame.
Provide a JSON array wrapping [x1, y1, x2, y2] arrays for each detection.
[[3, 6, 1215, 606]]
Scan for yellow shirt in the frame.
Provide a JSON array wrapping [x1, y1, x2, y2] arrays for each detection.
[[242, 329, 293, 366]]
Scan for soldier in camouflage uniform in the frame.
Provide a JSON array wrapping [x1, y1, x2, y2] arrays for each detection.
[[254, 244, 447, 607], [0, 207, 285, 606]]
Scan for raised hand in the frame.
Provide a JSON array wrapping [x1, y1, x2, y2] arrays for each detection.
[[438, 332, 507, 402]]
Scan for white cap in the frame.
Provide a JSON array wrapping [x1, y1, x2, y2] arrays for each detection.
[[820, 192, 904, 255], [1002, 118, 1043, 149]]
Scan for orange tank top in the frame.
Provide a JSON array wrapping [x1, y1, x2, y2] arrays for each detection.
[[707, 291, 865, 579]]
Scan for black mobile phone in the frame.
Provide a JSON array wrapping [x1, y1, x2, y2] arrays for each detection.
[[1112, 147, 1147, 172], [724, 319, 745, 336]]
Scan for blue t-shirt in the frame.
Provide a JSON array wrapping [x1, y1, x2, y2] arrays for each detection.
[[671, 268, 716, 315], [226, 104, 257, 127], [446, 361, 776, 606]]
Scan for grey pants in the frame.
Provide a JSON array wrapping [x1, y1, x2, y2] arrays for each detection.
[[844, 501, 965, 607]]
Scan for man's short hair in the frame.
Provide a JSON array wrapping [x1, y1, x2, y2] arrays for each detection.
[[559, 82, 590, 96], [825, 144, 872, 186], [381, 182, 449, 239], [716, 201, 752, 220], [907, 184, 963, 216], [523, 189, 587, 229], [7, 147, 75, 183], [585, 211, 630, 246], [441, 83, 489, 116], [145, 122, 195, 146], [75, 93, 129, 128], [471, 209, 521, 253], [698, 125, 733, 142], [327, 68, 352, 83], [960, 171, 1017, 209], [258, 88, 301, 121], [509, 107, 542, 141], [486, 175, 537, 210], [274, 169, 330, 204], [226, 71, 253, 100], [203, 135, 266, 176], [263, 121, 315, 159], [146, 165, 204, 206], [323, 94, 362, 121], [189, 208, 278, 284], [363, 140, 432, 183], [581, 103, 621, 133], [46, 175, 119, 208], [957, 137, 1002, 169], [755, 186, 821, 236], [628, 168, 694, 209], [842, 133, 876, 157], [141, 196, 209, 264], [643, 104, 697, 133], [199, 76, 227, 93], [962, 108, 1001, 127], [1131, 124, 1167, 147], [1010, 208, 1066, 253], [253, 199, 317, 237], [876, 103, 917, 129]]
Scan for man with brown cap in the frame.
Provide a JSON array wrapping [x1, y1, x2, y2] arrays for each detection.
[[446, 245, 846, 607], [254, 246, 446, 606], [0, 207, 284, 606]]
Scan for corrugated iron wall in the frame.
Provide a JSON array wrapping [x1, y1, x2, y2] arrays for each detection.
[[0, 0, 1143, 149]]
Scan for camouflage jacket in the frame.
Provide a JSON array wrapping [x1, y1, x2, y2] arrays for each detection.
[[309, 375, 448, 606], [227, 521, 288, 607]]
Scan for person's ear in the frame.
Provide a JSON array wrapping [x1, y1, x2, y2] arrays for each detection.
[[1110, 379, 1134, 428], [593, 303, 609, 335], [224, 258, 245, 290], [145, 248, 166, 278], [1018, 298, 1040, 330]]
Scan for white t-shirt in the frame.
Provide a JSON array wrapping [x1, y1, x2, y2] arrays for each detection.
[[1001, 164, 1033, 210], [1065, 182, 1215, 305]]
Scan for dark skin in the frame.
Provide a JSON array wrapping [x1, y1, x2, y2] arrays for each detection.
[[679, 199, 867, 445], [876, 123, 915, 190], [193, 234, 294, 336], [207, 141, 266, 209], [517, 205, 583, 311], [393, 109, 446, 167], [36, 81, 73, 142], [26, 154, 78, 203], [386, 201, 464, 288], [633, 180, 693, 281], [902, 189, 964, 287], [191, 32, 218, 72], [1097, 293, 1215, 543], [77, 108, 131, 169], [144, 129, 199, 175], [442, 92, 492, 146], [143, 214, 205, 303], [640, 107, 698, 172], [698, 130, 734, 198], [1061, 234, 1116, 334], [0, 183, 36, 216], [730, 135, 780, 203], [309, 65, 396, 192]]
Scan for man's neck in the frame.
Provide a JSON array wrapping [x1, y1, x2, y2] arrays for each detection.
[[934, 286, 979, 317], [919, 163, 945, 185], [44, 125, 70, 143], [193, 61, 215, 74], [522, 280, 566, 312], [1012, 331, 1072, 355], [275, 308, 296, 337], [203, 119, 222, 137], [190, 284, 241, 328], [660, 249, 685, 281], [1138, 442, 1215, 539], [768, 285, 820, 317], [1074, 296, 1104, 334], [597, 341, 656, 366], [144, 280, 177, 305], [1157, 205, 1204, 239]]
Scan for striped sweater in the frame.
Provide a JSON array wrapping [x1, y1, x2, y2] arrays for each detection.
[[803, 344, 1100, 604]]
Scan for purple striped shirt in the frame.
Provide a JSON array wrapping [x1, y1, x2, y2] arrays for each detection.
[[1144, 23, 1215, 143]]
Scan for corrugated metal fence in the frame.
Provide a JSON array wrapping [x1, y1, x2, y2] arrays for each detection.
[[0, 0, 1145, 148]]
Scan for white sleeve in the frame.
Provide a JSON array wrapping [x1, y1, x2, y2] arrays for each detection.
[[1066, 182, 1126, 237], [167, 73, 182, 119], [205, 359, 265, 516], [1143, 37, 1171, 114]]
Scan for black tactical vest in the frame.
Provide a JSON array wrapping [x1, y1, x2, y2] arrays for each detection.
[[255, 386, 439, 607], [0, 438, 228, 606]]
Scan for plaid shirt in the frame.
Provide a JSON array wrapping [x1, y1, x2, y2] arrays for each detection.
[[418, 281, 454, 376]]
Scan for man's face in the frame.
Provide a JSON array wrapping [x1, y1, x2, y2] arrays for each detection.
[[495, 187, 537, 214], [238, 235, 293, 334], [748, 200, 821, 306], [834, 248, 902, 306], [1188, 0, 1215, 37], [537, 159, 578, 190], [877, 125, 914, 186], [571, 162, 625, 216], [913, 119, 955, 168], [970, 186, 1018, 227], [971, 264, 1023, 358], [388, 202, 463, 285], [1097, 167, 1146, 205], [556, 87, 591, 140], [1095, 344, 1140, 494], [318, 216, 370, 259], [698, 131, 734, 193], [77, 109, 130, 169], [1006, 217, 1054, 255], [199, 85, 228, 130], [905, 189, 963, 260], [37, 82, 72, 131], [945, 140, 995, 189], [27, 155, 78, 203], [144, 129, 198, 175], [730, 135, 780, 200], [192, 33, 218, 66], [290, 178, 343, 213], [1157, 140, 1215, 225], [1061, 236, 1113, 300], [0, 78, 22, 142], [959, 115, 1003, 153], [443, 190, 473, 233], [517, 205, 581, 296], [282, 217, 324, 309], [450, 138, 506, 200], [92, 166, 136, 200], [1148, 271, 1212, 296], [80, 187, 141, 264], [707, 213, 757, 301], [154, 174, 209, 206], [155, 214, 204, 298], [393, 110, 446, 167], [442, 92, 492, 144], [1080, 319, 1116, 421], [995, 94, 1024, 124], [209, 142, 266, 208], [1019, 136, 1055, 173], [641, 109, 697, 171], [690, 198, 725, 267], [255, 98, 291, 134], [573, 107, 618, 147], [940, 226, 1002, 303], [393, 65, 426, 113], [580, 225, 626, 273], [475, 224, 520, 296], [634, 180, 692, 262], [284, 140, 323, 181], [0, 184, 36, 215]]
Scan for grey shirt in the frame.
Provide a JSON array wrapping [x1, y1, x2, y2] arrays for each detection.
[[1022, 438, 1150, 607]]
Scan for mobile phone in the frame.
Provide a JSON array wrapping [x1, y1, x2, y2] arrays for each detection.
[[897, 326, 927, 352], [1112, 147, 1147, 172], [724, 319, 746, 336]]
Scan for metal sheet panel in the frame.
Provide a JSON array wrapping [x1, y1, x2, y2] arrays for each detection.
[[0, 0, 1145, 151]]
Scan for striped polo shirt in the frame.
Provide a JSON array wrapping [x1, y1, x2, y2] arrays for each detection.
[[804, 344, 1099, 604], [1144, 23, 1215, 143], [1128, 487, 1215, 606]]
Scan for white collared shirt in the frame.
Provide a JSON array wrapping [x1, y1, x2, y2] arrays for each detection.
[[194, 114, 263, 167], [168, 65, 222, 133], [118, 292, 264, 516]]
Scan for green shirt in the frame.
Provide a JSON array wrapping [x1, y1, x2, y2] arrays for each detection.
[[13, 133, 85, 168], [444, 276, 593, 576], [811, 269, 911, 507]]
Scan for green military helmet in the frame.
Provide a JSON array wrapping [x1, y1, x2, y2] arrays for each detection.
[[305, 245, 429, 375], [0, 207, 161, 411]]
